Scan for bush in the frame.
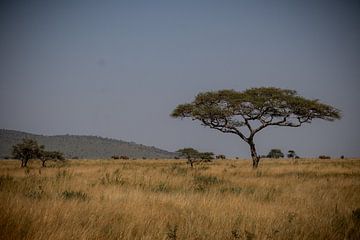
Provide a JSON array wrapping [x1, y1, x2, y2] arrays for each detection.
[[61, 190, 89, 201], [267, 149, 284, 158], [319, 155, 331, 159]]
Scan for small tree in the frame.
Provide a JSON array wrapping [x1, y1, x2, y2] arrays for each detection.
[[39, 150, 65, 167], [267, 149, 284, 158], [171, 87, 340, 168], [287, 150, 297, 159], [177, 148, 200, 167], [12, 138, 44, 167], [199, 152, 214, 162], [216, 154, 226, 159]]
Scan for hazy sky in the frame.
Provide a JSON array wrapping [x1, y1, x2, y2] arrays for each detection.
[[1, 0, 359, 157]]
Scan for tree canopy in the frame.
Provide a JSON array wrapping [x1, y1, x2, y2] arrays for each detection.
[[171, 87, 341, 168], [12, 138, 65, 167], [176, 148, 214, 167], [267, 149, 284, 158], [39, 150, 65, 167], [12, 138, 44, 167]]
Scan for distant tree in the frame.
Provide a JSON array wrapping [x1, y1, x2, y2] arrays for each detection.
[[12, 138, 44, 167], [319, 155, 331, 159], [177, 148, 215, 167], [267, 149, 284, 159], [39, 150, 65, 167], [177, 148, 200, 168], [199, 152, 214, 162], [111, 155, 120, 159], [216, 154, 226, 159], [287, 150, 297, 159], [171, 87, 341, 168]]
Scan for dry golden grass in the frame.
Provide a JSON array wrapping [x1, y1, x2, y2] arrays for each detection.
[[1, 158, 360, 239]]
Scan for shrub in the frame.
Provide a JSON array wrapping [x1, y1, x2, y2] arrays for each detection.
[[61, 190, 88, 201], [267, 149, 284, 158], [319, 155, 331, 159], [166, 223, 178, 240]]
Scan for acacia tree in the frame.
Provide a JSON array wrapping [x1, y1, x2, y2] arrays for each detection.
[[39, 150, 65, 167], [267, 149, 284, 158], [12, 138, 44, 167], [176, 148, 215, 167], [287, 150, 297, 159], [171, 87, 340, 168], [176, 148, 200, 167]]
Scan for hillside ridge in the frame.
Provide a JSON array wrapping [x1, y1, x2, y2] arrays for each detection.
[[0, 129, 176, 159]]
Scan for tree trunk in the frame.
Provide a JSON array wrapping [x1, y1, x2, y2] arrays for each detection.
[[249, 141, 260, 169], [188, 158, 194, 168], [21, 159, 28, 168], [42, 160, 46, 167]]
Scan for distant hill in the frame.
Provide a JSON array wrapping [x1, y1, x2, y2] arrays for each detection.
[[0, 129, 177, 159]]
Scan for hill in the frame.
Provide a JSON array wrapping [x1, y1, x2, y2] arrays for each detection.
[[0, 129, 176, 159]]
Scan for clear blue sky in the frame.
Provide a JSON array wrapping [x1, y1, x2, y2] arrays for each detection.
[[1, 0, 359, 157]]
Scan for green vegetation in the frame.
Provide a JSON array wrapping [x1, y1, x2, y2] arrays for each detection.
[[171, 87, 341, 168], [176, 148, 214, 167], [12, 139, 44, 167], [267, 149, 284, 158], [0, 129, 175, 159], [11, 138, 64, 168]]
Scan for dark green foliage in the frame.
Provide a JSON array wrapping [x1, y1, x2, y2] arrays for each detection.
[[267, 149, 284, 158], [177, 148, 200, 167], [61, 190, 89, 201], [287, 150, 297, 158], [12, 138, 44, 167], [171, 87, 340, 168], [198, 152, 214, 162], [39, 150, 65, 167], [177, 148, 214, 167], [216, 154, 226, 159]]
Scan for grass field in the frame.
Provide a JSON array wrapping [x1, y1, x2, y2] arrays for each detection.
[[0, 158, 360, 239]]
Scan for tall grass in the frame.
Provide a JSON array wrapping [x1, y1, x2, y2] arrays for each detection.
[[0, 158, 359, 239]]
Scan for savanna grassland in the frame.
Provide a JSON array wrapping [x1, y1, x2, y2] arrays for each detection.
[[0, 158, 360, 240]]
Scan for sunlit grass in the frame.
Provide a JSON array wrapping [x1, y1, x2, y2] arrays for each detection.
[[0, 158, 359, 239]]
